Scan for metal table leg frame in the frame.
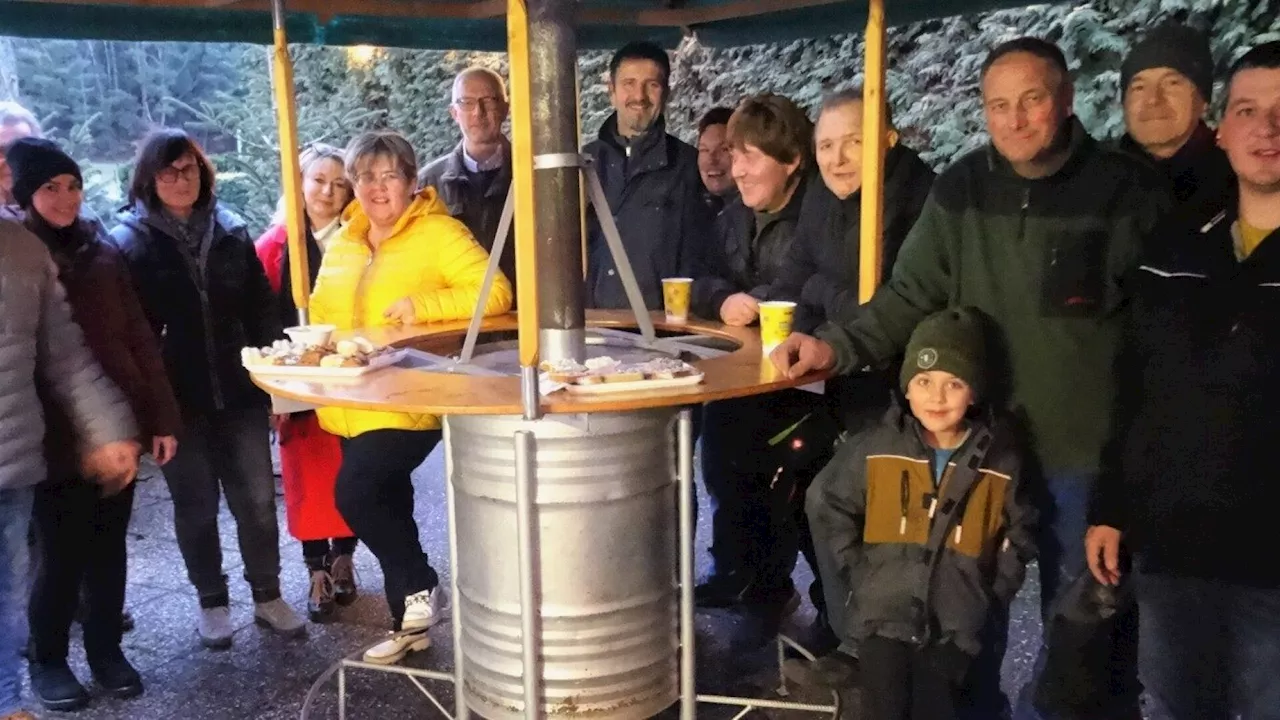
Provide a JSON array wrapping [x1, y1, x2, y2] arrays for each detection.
[[677, 406, 841, 719]]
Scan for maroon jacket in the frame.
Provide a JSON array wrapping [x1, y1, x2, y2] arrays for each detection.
[[8, 209, 182, 475]]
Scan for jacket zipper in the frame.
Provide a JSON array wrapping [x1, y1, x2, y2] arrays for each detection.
[[1018, 187, 1030, 241], [192, 225, 224, 410]]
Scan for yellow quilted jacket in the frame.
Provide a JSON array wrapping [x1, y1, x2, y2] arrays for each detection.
[[310, 187, 513, 437]]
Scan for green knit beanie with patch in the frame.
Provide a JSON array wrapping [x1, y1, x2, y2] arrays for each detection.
[[900, 307, 986, 400]]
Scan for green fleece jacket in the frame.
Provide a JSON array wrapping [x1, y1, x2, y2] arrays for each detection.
[[817, 119, 1169, 473]]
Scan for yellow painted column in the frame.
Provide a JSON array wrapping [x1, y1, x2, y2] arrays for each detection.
[[508, 0, 540, 368], [858, 0, 887, 304], [270, 3, 308, 323]]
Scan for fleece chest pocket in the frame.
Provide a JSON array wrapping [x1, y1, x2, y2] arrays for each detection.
[[864, 457, 934, 545], [1041, 229, 1108, 319]]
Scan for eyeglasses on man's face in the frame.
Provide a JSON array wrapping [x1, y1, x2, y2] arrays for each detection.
[[453, 97, 503, 114]]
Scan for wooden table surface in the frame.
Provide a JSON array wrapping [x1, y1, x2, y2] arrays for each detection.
[[251, 310, 830, 415]]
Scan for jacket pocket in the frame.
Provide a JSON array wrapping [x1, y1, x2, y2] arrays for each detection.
[[1041, 230, 1107, 318]]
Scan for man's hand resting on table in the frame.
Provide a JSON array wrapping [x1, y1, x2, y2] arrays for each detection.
[[769, 333, 835, 379]]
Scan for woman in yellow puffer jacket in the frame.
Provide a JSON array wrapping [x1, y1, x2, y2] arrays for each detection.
[[310, 130, 512, 665]]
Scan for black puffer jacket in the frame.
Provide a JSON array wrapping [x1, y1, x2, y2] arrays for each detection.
[[770, 144, 935, 334], [691, 174, 809, 320], [110, 200, 281, 416]]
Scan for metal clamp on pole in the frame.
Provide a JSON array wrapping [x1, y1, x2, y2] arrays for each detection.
[[532, 152, 584, 170], [581, 157, 657, 345]]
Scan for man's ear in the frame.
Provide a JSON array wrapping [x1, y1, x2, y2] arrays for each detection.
[[887, 129, 900, 148]]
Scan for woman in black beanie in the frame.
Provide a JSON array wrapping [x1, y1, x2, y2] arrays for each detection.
[[3, 137, 182, 711]]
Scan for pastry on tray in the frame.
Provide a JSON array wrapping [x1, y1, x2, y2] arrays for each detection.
[[242, 336, 389, 369], [541, 355, 701, 388]]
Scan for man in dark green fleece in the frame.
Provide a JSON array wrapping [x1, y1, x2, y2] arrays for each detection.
[[774, 38, 1169, 719]]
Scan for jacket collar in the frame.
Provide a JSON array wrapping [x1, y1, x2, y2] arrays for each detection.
[[986, 115, 1093, 183], [597, 113, 672, 172], [437, 137, 513, 186]]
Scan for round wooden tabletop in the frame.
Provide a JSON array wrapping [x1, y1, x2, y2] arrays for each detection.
[[250, 310, 830, 415]]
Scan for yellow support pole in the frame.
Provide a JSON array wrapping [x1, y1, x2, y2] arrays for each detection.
[[858, 0, 887, 304], [270, 0, 309, 324], [508, 0, 540, 368]]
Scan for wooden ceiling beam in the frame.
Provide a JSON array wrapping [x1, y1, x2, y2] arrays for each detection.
[[22, 0, 849, 28]]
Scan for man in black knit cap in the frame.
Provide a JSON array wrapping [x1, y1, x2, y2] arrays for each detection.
[[1118, 21, 1235, 227]]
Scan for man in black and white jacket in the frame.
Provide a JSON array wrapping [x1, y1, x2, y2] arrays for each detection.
[[1087, 41, 1280, 720]]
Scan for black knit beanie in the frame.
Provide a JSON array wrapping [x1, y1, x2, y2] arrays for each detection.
[[5, 137, 82, 209], [901, 307, 987, 401], [1121, 22, 1214, 102]]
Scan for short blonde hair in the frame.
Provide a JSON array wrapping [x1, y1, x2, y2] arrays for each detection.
[[272, 142, 350, 226], [344, 130, 417, 183]]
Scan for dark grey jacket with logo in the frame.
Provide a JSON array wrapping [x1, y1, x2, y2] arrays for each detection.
[[0, 219, 138, 490]]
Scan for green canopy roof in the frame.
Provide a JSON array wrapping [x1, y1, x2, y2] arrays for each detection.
[[1, 0, 1032, 49]]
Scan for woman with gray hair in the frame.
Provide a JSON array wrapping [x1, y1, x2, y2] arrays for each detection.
[[255, 142, 359, 624], [309, 130, 512, 664]]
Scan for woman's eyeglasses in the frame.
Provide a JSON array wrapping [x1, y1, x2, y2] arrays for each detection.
[[156, 164, 201, 185]]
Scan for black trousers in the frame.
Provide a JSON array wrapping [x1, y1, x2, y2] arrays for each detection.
[[701, 390, 837, 597], [28, 476, 135, 663], [334, 429, 441, 629], [860, 637, 971, 720]]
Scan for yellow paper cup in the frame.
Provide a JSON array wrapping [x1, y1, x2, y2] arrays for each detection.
[[759, 301, 796, 356], [662, 278, 693, 324]]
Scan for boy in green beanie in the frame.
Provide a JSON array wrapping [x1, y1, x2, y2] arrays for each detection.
[[804, 307, 1037, 719]]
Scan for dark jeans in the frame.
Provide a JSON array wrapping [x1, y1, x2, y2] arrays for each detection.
[[1009, 472, 1140, 720], [28, 477, 134, 663], [860, 637, 970, 720], [701, 391, 835, 596], [302, 537, 358, 570], [163, 408, 281, 607], [1136, 572, 1280, 720], [334, 428, 440, 629]]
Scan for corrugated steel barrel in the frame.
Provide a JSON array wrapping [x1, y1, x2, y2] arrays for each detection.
[[447, 410, 679, 719]]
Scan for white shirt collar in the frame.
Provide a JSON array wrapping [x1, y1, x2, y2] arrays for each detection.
[[461, 143, 505, 173]]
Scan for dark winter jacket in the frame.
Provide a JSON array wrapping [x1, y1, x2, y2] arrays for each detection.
[[817, 119, 1170, 474], [1090, 204, 1280, 589], [772, 144, 936, 335], [12, 210, 182, 478], [1117, 121, 1234, 230], [110, 200, 281, 417], [0, 219, 138, 490], [808, 401, 1036, 656], [419, 139, 516, 301], [584, 115, 713, 310], [691, 173, 810, 320]]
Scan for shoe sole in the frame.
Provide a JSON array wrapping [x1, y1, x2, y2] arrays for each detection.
[[34, 692, 89, 712], [401, 607, 449, 631], [199, 634, 233, 650], [363, 634, 431, 665], [254, 617, 308, 638], [100, 683, 144, 700]]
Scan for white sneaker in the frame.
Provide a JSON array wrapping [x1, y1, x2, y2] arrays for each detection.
[[401, 585, 449, 631], [198, 606, 234, 649], [363, 630, 431, 665], [254, 598, 307, 638]]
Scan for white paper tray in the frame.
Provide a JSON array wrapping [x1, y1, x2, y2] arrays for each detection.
[[244, 349, 408, 379], [563, 372, 705, 395]]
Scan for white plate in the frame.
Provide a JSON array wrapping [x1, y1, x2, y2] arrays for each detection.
[[244, 349, 408, 379], [564, 372, 705, 395]]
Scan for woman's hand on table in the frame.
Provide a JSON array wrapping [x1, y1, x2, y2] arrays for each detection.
[[383, 297, 417, 325], [720, 293, 760, 327]]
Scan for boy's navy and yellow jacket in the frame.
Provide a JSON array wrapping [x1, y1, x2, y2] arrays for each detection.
[[810, 402, 1037, 656]]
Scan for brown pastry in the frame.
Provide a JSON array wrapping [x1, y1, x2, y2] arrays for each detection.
[[297, 348, 327, 366]]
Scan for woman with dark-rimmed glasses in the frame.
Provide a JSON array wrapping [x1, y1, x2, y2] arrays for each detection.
[[111, 129, 304, 649]]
